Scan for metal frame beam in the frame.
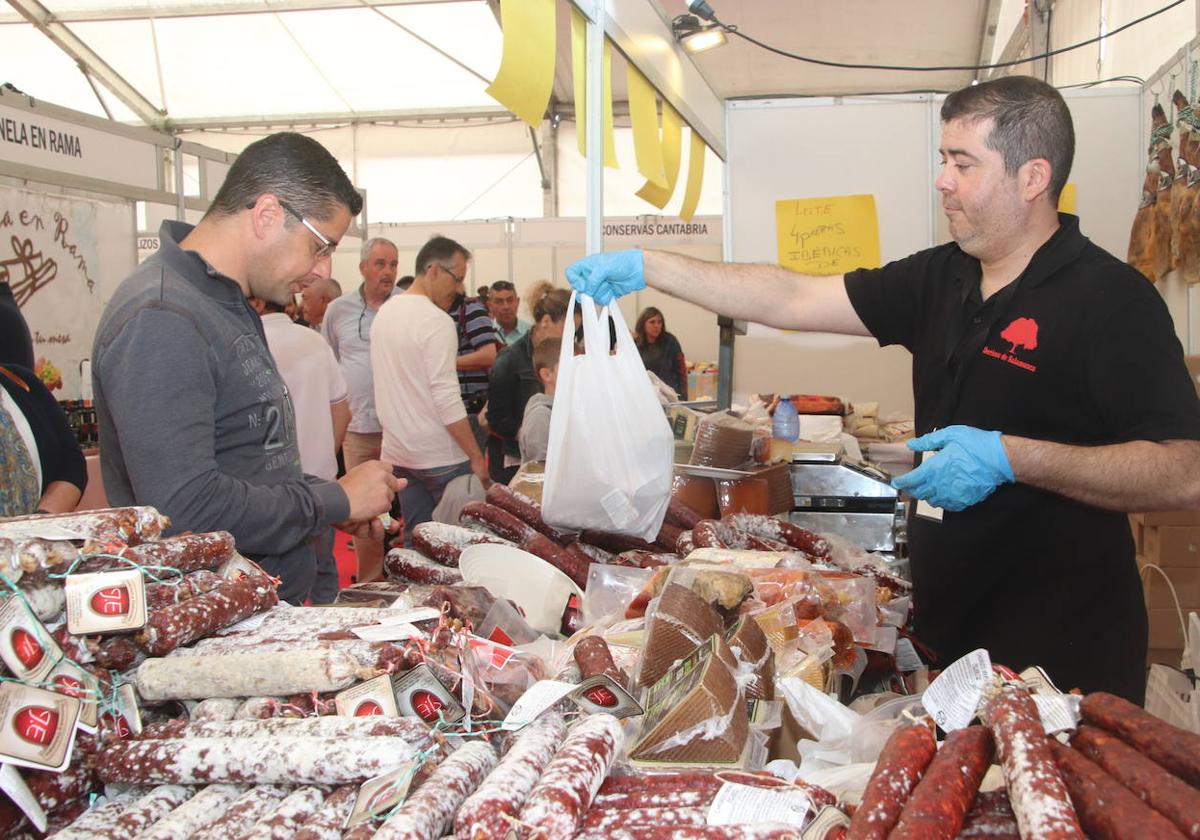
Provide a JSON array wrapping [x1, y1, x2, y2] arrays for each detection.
[[5, 0, 166, 127], [0, 0, 457, 23], [974, 0, 1003, 81], [164, 105, 520, 130], [985, 13, 1031, 80]]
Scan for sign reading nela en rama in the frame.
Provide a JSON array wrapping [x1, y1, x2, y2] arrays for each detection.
[[0, 117, 82, 158], [775, 194, 881, 276]]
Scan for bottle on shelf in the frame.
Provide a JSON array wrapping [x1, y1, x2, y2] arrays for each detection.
[[772, 395, 800, 442]]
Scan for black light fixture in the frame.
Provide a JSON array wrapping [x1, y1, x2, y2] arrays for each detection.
[[672, 7, 727, 54]]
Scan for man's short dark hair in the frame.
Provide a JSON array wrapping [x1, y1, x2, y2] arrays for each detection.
[[397, 275, 414, 290], [206, 132, 363, 222], [415, 235, 471, 276], [940, 76, 1074, 201], [532, 337, 562, 375]]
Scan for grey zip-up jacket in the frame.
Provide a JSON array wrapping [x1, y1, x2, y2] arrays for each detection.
[[92, 220, 350, 603]]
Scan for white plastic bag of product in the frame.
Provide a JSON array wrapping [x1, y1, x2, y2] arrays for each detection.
[[542, 292, 674, 540]]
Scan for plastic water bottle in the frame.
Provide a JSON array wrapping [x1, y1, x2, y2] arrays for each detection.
[[773, 395, 800, 442]]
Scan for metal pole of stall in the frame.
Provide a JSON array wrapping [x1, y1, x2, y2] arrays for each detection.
[[584, 1, 604, 256]]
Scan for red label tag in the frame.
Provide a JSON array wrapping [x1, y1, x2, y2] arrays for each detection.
[[582, 684, 619, 708], [409, 690, 445, 723], [89, 586, 131, 616], [14, 707, 58, 746], [10, 629, 44, 671], [354, 700, 383, 717]]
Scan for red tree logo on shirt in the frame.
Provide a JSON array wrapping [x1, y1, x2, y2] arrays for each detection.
[[1000, 317, 1039, 355]]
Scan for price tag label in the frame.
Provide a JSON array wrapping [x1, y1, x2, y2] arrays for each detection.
[[707, 783, 811, 827], [922, 649, 992, 732]]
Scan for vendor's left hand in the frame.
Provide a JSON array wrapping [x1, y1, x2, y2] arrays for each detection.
[[892, 425, 1014, 511]]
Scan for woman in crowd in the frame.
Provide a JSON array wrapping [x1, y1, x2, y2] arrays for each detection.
[[0, 363, 86, 516], [485, 282, 578, 482], [634, 306, 688, 400]]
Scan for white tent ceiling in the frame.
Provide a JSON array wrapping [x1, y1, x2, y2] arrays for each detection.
[[0, 0, 1025, 133]]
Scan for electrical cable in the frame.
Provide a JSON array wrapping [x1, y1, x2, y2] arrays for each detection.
[[703, 0, 1185, 73]]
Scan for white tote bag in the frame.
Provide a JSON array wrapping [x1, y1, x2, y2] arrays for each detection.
[[542, 292, 674, 540]]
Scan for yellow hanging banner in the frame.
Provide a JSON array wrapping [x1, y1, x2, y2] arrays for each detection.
[[679, 130, 706, 221], [485, 0, 556, 128], [627, 64, 667, 189], [1057, 182, 1076, 214], [636, 103, 683, 209], [775, 194, 881, 275], [570, 7, 618, 167]]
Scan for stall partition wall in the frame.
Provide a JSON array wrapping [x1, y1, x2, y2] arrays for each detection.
[[725, 88, 1144, 417], [366, 216, 724, 364]]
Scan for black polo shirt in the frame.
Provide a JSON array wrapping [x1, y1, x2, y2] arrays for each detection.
[[845, 214, 1200, 702]]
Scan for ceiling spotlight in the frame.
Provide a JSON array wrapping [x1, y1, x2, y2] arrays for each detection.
[[672, 14, 728, 54]]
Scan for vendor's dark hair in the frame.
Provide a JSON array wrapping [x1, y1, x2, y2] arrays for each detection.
[[529, 281, 572, 323], [940, 75, 1074, 201], [634, 306, 666, 346], [206, 132, 363, 220], [415, 235, 471, 276]]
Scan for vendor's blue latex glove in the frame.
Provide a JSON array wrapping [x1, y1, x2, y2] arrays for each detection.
[[892, 425, 1014, 512], [565, 250, 645, 305]]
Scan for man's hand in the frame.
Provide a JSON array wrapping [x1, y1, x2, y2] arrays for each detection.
[[337, 510, 403, 543], [893, 425, 1014, 512], [337, 460, 402, 520], [565, 250, 645, 305], [471, 457, 493, 490]]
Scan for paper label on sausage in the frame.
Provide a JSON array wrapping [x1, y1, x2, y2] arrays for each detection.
[[0, 600, 62, 684], [801, 805, 851, 839], [336, 674, 401, 718], [570, 675, 643, 719], [382, 606, 442, 622], [707, 782, 811, 827], [345, 761, 416, 828], [894, 637, 923, 672], [392, 664, 464, 726], [100, 683, 142, 740], [921, 648, 991, 732], [0, 683, 81, 772], [351, 622, 423, 642], [501, 680, 577, 730], [218, 553, 270, 581], [0, 521, 86, 542], [0, 762, 47, 832], [65, 569, 147, 635], [47, 660, 99, 733], [1033, 694, 1081, 734]]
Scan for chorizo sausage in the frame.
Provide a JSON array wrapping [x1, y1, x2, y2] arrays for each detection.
[[573, 635, 623, 683], [372, 741, 498, 840], [888, 725, 992, 840], [411, 522, 513, 566], [384, 549, 464, 585], [845, 721, 936, 840], [137, 572, 278, 656], [1079, 691, 1200, 788]]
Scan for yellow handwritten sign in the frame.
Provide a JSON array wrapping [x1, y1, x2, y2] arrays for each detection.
[[775, 194, 881, 276], [1057, 182, 1076, 214]]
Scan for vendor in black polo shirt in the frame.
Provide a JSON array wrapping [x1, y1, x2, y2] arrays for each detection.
[[565, 75, 1200, 704]]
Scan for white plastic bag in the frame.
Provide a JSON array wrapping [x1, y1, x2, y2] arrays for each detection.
[[542, 292, 674, 540]]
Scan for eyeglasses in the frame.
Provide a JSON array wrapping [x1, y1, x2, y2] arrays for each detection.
[[437, 263, 465, 284], [278, 199, 337, 259]]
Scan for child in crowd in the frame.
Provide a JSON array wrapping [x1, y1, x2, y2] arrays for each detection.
[[519, 337, 561, 463]]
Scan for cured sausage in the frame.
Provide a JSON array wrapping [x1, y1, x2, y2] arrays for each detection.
[[580, 806, 709, 832], [1070, 724, 1200, 838], [573, 542, 614, 564], [1049, 740, 1187, 840], [0, 507, 168, 547], [576, 826, 808, 840], [45, 788, 150, 840], [676, 530, 695, 556], [137, 572, 278, 656], [573, 635, 623, 683], [460, 502, 538, 543], [373, 740, 498, 840], [92, 636, 144, 671], [93, 735, 424, 785], [412, 522, 513, 566], [454, 712, 567, 840], [291, 785, 358, 840], [188, 786, 289, 840], [956, 790, 1019, 840], [592, 788, 719, 810], [518, 713, 624, 840], [21, 763, 95, 814], [459, 503, 589, 587], [82, 784, 194, 839], [665, 497, 704, 530], [888, 725, 993, 840], [132, 647, 363, 700], [485, 483, 571, 542], [524, 532, 590, 588], [580, 529, 659, 555], [239, 786, 326, 840], [723, 513, 832, 557], [144, 569, 225, 610], [984, 683, 1084, 840], [385, 549, 464, 585], [845, 721, 937, 840], [189, 697, 242, 722], [1079, 691, 1200, 788], [655, 521, 684, 553], [78, 532, 235, 575], [135, 714, 433, 742], [133, 783, 244, 840]]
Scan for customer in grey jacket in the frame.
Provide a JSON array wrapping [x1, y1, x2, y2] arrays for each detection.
[[93, 132, 400, 603]]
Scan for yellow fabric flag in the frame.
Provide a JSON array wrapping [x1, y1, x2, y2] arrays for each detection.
[[636, 102, 683, 209], [485, 0, 556, 128], [627, 64, 666, 189], [679, 130, 707, 221], [1057, 183, 1076, 214], [570, 7, 618, 167], [775, 195, 881, 275]]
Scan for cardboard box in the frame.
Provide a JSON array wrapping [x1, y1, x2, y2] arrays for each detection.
[[1148, 647, 1185, 669], [1132, 510, 1200, 527], [1185, 354, 1200, 398], [1130, 517, 1144, 554], [1141, 563, 1200, 609], [1149, 607, 1190, 649], [1144, 526, 1200, 568]]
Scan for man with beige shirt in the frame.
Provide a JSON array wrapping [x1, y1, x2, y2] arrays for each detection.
[[371, 235, 492, 546]]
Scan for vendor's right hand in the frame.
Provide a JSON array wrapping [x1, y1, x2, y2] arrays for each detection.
[[338, 460, 403, 520], [565, 250, 645, 305]]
